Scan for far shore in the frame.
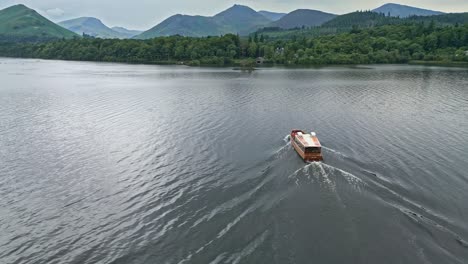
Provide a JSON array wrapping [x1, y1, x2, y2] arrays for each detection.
[[408, 60, 468, 67], [2, 56, 468, 70]]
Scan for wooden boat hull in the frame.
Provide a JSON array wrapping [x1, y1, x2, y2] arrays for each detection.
[[291, 139, 323, 162], [291, 130, 323, 162]]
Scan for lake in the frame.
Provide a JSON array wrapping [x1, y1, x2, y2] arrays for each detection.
[[1, 58, 468, 264]]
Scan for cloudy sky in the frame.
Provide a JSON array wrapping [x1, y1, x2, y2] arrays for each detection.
[[1, 0, 467, 30]]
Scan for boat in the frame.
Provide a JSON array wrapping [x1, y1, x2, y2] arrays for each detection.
[[290, 130, 323, 162]]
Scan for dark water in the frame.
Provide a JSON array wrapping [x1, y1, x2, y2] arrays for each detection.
[[1, 58, 468, 264]]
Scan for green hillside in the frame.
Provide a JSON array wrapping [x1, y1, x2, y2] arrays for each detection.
[[0, 4, 77, 42], [407, 13, 468, 25], [212, 5, 271, 35], [270, 9, 336, 29], [135, 5, 271, 39], [258, 11, 468, 40], [257, 12, 400, 40], [322, 11, 400, 28], [136, 15, 223, 38], [372, 3, 444, 18], [2, 23, 467, 66]]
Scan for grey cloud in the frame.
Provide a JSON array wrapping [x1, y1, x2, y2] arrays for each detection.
[[45, 7, 65, 18]]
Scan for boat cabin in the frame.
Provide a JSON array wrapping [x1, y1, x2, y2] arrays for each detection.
[[290, 130, 323, 162]]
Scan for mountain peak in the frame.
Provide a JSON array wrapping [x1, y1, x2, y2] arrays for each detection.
[[382, 3, 402, 6], [58, 17, 129, 39], [3, 4, 35, 14], [372, 3, 444, 17], [8, 4, 29, 10], [231, 4, 251, 9], [381, 3, 416, 7], [137, 4, 270, 39], [0, 4, 77, 41], [59, 17, 107, 29], [215, 4, 263, 18], [216, 4, 259, 15], [12, 4, 27, 8], [83, 17, 100, 21], [79, 17, 103, 23], [379, 3, 417, 9], [212, 4, 270, 34]]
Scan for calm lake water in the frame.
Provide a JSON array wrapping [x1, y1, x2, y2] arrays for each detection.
[[1, 58, 468, 264]]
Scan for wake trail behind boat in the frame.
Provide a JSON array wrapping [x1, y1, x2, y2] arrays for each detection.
[[322, 146, 347, 158], [288, 162, 365, 192]]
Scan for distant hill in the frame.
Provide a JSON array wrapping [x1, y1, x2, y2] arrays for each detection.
[[0, 4, 77, 42], [213, 5, 271, 35], [406, 12, 468, 25], [258, 11, 286, 21], [323, 11, 399, 29], [136, 15, 222, 38], [270, 9, 336, 29], [372, 3, 444, 18], [135, 5, 271, 39], [111, 27, 142, 38], [256, 12, 397, 40], [59, 17, 129, 39], [323, 10, 466, 29], [258, 10, 468, 41]]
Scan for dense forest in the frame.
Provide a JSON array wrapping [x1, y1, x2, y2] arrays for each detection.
[[257, 11, 468, 40], [0, 22, 467, 66]]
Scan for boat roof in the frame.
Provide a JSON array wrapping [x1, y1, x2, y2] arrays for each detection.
[[296, 134, 321, 147]]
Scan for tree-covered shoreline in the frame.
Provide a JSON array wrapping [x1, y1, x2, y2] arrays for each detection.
[[0, 23, 467, 66]]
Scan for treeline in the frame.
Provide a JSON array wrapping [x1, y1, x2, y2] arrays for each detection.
[[258, 11, 468, 40], [0, 23, 467, 66], [0, 34, 241, 66], [322, 11, 400, 28], [321, 11, 468, 28], [261, 23, 468, 64], [0, 35, 72, 43]]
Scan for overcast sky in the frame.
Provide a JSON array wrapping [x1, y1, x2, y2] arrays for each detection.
[[1, 0, 467, 30]]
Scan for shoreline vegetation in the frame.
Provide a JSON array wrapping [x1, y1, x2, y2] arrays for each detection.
[[408, 60, 468, 67], [1, 23, 467, 67]]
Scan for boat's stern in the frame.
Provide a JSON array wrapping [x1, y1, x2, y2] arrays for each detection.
[[304, 154, 324, 162], [291, 130, 324, 162]]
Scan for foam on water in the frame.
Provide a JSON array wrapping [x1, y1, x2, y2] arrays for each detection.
[[273, 141, 291, 159], [288, 161, 365, 192]]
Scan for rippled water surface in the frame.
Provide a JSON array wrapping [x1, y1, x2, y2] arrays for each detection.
[[1, 58, 468, 264]]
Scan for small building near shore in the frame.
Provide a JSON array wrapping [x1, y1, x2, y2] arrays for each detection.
[[256, 57, 264, 64]]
